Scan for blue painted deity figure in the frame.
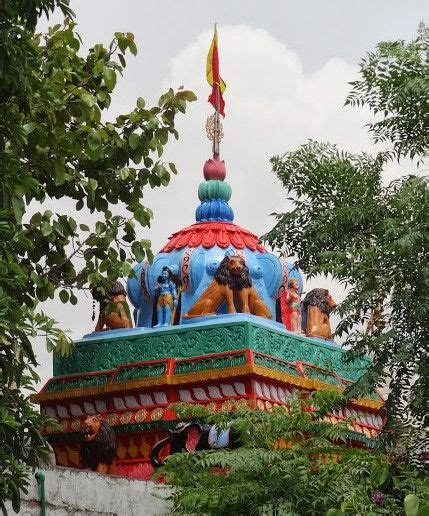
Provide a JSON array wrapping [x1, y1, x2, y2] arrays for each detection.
[[154, 266, 178, 327]]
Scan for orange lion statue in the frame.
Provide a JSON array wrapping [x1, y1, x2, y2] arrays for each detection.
[[80, 415, 117, 474], [92, 281, 133, 332], [184, 254, 271, 319], [301, 288, 337, 340]]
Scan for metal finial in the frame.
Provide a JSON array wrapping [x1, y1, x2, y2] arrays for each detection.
[[206, 113, 224, 146], [206, 112, 223, 158]]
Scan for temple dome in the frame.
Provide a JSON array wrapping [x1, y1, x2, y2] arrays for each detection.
[[127, 154, 289, 328]]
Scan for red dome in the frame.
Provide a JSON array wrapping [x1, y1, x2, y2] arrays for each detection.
[[160, 222, 267, 253]]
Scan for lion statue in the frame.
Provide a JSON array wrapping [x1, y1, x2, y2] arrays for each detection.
[[301, 288, 337, 340], [92, 281, 133, 331], [184, 254, 271, 319], [80, 415, 117, 474]]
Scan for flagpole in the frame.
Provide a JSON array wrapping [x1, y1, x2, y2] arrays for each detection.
[[206, 23, 224, 160], [213, 83, 220, 159]]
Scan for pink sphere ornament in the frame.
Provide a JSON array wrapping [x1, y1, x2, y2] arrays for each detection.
[[203, 158, 226, 181]]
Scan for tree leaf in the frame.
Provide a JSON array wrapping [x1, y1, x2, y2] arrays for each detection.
[[11, 196, 25, 223], [128, 41, 137, 56], [87, 130, 102, 151], [168, 162, 178, 175], [59, 290, 69, 303], [370, 463, 388, 487], [129, 133, 140, 150], [404, 494, 420, 516], [119, 168, 130, 180], [41, 221, 52, 237], [103, 67, 117, 92]]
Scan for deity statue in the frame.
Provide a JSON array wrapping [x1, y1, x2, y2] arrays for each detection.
[[154, 266, 178, 327], [93, 281, 133, 332], [280, 278, 303, 333]]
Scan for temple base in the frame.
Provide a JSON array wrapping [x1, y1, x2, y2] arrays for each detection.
[[33, 316, 384, 480]]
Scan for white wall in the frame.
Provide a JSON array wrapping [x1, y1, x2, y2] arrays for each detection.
[[5, 467, 170, 516]]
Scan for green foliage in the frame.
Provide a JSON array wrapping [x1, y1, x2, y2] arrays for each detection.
[[346, 22, 429, 161], [264, 27, 428, 437], [0, 374, 52, 514], [159, 393, 428, 515], [0, 0, 195, 510]]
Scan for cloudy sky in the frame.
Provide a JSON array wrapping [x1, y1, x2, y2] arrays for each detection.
[[35, 1, 427, 385]]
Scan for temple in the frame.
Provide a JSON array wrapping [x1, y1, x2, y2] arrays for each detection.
[[32, 36, 384, 479]]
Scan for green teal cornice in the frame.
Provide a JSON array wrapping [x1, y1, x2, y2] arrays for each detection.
[[53, 316, 370, 381]]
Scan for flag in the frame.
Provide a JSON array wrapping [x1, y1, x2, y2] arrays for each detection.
[[206, 24, 226, 117]]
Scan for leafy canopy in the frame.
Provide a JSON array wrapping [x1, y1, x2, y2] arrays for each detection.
[[264, 26, 428, 435], [159, 393, 428, 515], [0, 0, 195, 511], [346, 22, 429, 161]]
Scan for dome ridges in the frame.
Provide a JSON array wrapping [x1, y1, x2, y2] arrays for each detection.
[[160, 222, 267, 253]]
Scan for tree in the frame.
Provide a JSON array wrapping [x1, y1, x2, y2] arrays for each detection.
[[346, 21, 429, 162], [159, 394, 428, 515], [0, 1, 196, 511], [264, 26, 428, 437]]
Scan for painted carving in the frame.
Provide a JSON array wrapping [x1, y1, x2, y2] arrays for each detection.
[[184, 254, 271, 319], [140, 261, 150, 300], [154, 266, 179, 327], [280, 278, 303, 333], [181, 248, 193, 292], [80, 415, 117, 474], [150, 421, 241, 467], [93, 281, 133, 331], [301, 288, 337, 340]]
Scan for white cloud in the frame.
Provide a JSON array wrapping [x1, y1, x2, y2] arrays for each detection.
[[34, 24, 392, 385], [145, 25, 373, 240]]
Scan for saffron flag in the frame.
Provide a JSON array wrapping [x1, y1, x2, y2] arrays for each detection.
[[206, 24, 226, 117]]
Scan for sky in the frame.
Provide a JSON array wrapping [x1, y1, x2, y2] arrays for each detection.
[[34, 1, 428, 386]]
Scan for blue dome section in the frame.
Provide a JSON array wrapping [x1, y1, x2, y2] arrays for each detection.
[[127, 243, 285, 328], [195, 199, 234, 222]]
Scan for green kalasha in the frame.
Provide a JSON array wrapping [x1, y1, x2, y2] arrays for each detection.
[[198, 180, 232, 201], [53, 318, 370, 381]]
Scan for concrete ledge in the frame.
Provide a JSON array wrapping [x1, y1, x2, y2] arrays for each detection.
[[5, 467, 170, 516]]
